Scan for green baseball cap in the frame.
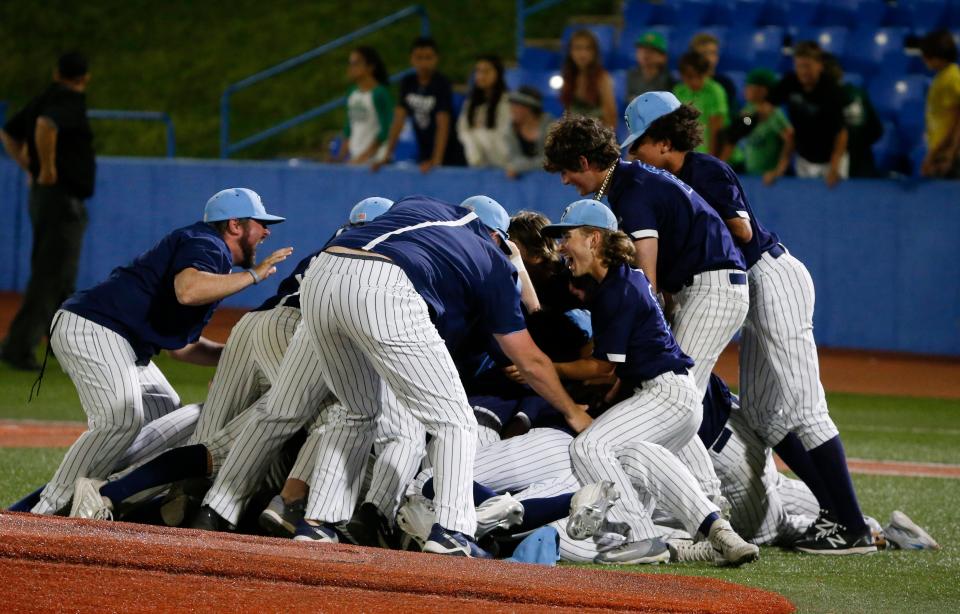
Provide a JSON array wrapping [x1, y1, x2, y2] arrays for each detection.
[[635, 31, 667, 54], [746, 68, 779, 89]]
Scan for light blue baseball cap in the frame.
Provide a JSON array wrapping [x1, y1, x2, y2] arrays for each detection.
[[620, 91, 682, 152], [460, 195, 510, 241], [203, 188, 285, 224], [541, 199, 618, 237], [349, 196, 393, 225]]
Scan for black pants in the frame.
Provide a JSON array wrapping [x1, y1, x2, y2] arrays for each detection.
[[2, 184, 87, 363]]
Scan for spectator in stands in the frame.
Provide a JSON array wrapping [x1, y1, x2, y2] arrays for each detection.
[[627, 31, 675, 100], [456, 53, 511, 168], [723, 68, 794, 185], [559, 29, 617, 129], [673, 50, 728, 156], [824, 54, 883, 178], [376, 36, 465, 172], [919, 30, 960, 179], [0, 52, 94, 370], [335, 46, 393, 165], [503, 86, 554, 179], [690, 32, 737, 121], [771, 41, 848, 187]]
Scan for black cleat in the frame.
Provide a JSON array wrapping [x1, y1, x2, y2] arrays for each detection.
[[795, 510, 878, 555], [189, 505, 235, 532]]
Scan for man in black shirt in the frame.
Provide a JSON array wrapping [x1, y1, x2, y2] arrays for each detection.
[[1, 52, 95, 369], [376, 36, 465, 172], [771, 41, 849, 187]]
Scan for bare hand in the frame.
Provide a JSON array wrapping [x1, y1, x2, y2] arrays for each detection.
[[505, 167, 518, 179], [253, 246, 294, 280], [370, 160, 386, 172], [419, 160, 435, 174], [762, 170, 778, 186], [566, 405, 593, 433], [825, 166, 841, 188], [503, 364, 526, 385], [37, 168, 57, 186]]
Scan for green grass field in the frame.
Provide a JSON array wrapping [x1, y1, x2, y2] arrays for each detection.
[[1, 356, 958, 613]]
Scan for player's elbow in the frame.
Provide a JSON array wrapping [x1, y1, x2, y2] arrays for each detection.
[[173, 272, 205, 306]]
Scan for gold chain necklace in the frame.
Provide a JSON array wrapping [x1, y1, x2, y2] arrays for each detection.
[[594, 163, 617, 200]]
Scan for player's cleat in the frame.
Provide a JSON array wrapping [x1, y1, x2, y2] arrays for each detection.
[[351, 501, 400, 549], [594, 519, 631, 553], [159, 477, 210, 527], [259, 495, 306, 538], [567, 481, 619, 540], [423, 523, 493, 558], [668, 539, 717, 563], [189, 505, 235, 532], [293, 519, 340, 543], [475, 493, 524, 539], [708, 519, 760, 566], [883, 510, 940, 551], [70, 478, 113, 520], [594, 537, 671, 565], [396, 495, 436, 548], [795, 510, 877, 555]]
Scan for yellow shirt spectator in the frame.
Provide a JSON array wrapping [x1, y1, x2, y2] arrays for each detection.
[[926, 63, 960, 151]]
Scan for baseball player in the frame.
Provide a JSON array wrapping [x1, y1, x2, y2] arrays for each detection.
[[69, 198, 396, 524], [292, 195, 591, 558], [622, 92, 875, 555], [543, 115, 747, 507], [31, 188, 289, 516], [534, 199, 757, 566]]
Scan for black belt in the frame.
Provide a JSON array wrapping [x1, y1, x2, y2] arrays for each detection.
[[729, 272, 747, 285], [767, 243, 785, 259]]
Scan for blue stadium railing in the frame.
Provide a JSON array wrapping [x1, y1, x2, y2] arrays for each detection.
[[219, 5, 430, 159], [87, 110, 177, 158], [515, 0, 570, 59]]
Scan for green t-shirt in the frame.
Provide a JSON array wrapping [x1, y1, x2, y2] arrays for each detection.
[[741, 105, 791, 175], [673, 78, 728, 153]]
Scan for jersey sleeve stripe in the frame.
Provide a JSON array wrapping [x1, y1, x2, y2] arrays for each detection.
[[630, 229, 659, 239], [607, 353, 627, 362]]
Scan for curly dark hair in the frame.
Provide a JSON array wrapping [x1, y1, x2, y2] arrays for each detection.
[[630, 103, 704, 154], [678, 50, 710, 76], [509, 211, 558, 264], [543, 115, 620, 173]]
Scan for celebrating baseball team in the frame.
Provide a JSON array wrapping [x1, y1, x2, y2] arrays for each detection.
[[9, 92, 939, 566]]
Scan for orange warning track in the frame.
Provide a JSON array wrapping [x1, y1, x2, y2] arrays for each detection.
[[0, 513, 795, 613]]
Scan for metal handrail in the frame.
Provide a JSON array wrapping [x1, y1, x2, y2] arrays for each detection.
[[220, 4, 430, 158], [87, 110, 176, 158], [516, 0, 569, 59]]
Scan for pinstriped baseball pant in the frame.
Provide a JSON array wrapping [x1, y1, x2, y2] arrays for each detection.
[[570, 371, 718, 541], [671, 270, 750, 501], [740, 249, 839, 449], [33, 310, 180, 514], [190, 306, 301, 445], [301, 253, 478, 534]]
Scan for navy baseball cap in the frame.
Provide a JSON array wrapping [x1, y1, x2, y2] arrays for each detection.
[[541, 199, 617, 237], [203, 188, 285, 225], [460, 195, 510, 242], [620, 91, 682, 152], [349, 196, 393, 225]]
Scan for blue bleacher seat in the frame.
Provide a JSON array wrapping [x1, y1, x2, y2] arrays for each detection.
[[519, 46, 561, 72], [761, 0, 821, 27], [667, 26, 728, 63], [646, 0, 713, 26], [843, 72, 864, 89], [724, 70, 747, 109], [611, 69, 627, 109], [393, 122, 418, 163], [720, 26, 785, 72], [885, 0, 949, 32], [817, 0, 887, 28], [871, 121, 902, 175], [622, 0, 655, 29], [868, 74, 929, 152], [561, 24, 617, 66], [710, 0, 765, 27], [845, 27, 909, 78], [793, 26, 848, 57]]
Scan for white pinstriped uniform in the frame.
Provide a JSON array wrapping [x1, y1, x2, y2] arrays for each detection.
[[32, 310, 181, 514], [300, 252, 479, 535], [740, 248, 839, 449], [189, 306, 301, 445], [570, 371, 720, 541]]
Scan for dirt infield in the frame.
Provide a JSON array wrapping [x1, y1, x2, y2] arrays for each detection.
[[0, 512, 795, 613]]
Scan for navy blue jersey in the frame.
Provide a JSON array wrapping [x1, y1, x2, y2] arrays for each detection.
[[606, 161, 746, 293], [675, 153, 779, 268], [326, 195, 526, 350], [698, 373, 735, 449], [590, 263, 693, 387], [62, 222, 232, 364]]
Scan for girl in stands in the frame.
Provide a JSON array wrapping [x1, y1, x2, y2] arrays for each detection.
[[559, 29, 617, 129], [457, 54, 512, 167], [337, 46, 394, 165]]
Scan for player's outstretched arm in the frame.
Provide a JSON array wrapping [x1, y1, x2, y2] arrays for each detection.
[[167, 336, 224, 366], [495, 329, 592, 433], [174, 246, 293, 306]]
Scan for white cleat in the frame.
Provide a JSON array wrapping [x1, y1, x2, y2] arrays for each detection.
[[475, 493, 524, 539], [884, 510, 940, 551], [70, 478, 113, 520], [594, 537, 671, 565], [396, 494, 436, 548], [708, 519, 760, 566], [567, 481, 619, 540]]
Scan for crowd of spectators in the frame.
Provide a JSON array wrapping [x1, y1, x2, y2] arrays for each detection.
[[334, 27, 960, 183]]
